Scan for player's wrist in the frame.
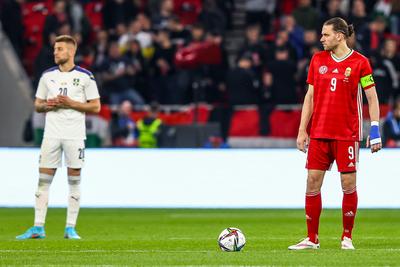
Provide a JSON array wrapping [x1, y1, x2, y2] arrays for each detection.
[[369, 121, 381, 145], [371, 121, 379, 127]]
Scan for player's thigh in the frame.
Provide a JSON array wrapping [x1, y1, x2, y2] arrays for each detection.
[[335, 140, 359, 172], [39, 138, 62, 168], [62, 140, 85, 168], [306, 139, 334, 171]]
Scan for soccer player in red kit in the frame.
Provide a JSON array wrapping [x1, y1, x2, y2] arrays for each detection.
[[288, 17, 382, 250]]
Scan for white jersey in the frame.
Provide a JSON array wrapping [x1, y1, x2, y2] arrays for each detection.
[[35, 66, 100, 140]]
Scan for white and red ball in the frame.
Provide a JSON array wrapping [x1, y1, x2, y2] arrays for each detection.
[[218, 227, 246, 252]]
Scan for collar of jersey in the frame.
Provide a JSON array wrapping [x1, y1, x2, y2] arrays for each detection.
[[58, 65, 76, 72], [330, 49, 354, 62]]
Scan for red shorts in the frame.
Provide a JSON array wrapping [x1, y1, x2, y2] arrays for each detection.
[[306, 139, 359, 172]]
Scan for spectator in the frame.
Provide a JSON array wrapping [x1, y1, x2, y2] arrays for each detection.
[[349, 0, 369, 33], [0, 0, 24, 58], [244, 0, 276, 34], [99, 41, 145, 105], [382, 38, 400, 78], [267, 30, 298, 63], [238, 24, 267, 75], [166, 17, 191, 44], [93, 30, 109, 67], [369, 50, 398, 104], [216, 0, 235, 30], [390, 0, 400, 34], [118, 20, 142, 53], [102, 0, 138, 32], [137, 102, 163, 148], [151, 29, 178, 103], [67, 0, 92, 45], [32, 35, 58, 90], [320, 0, 346, 29], [151, 0, 175, 30], [293, 0, 319, 30], [111, 100, 137, 147], [198, 0, 227, 35], [226, 53, 261, 105], [302, 29, 319, 59], [357, 15, 387, 57], [281, 15, 305, 59], [264, 46, 298, 105], [383, 98, 400, 147], [42, 0, 72, 46]]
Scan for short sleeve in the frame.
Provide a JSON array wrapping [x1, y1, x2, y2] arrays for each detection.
[[306, 55, 316, 85], [360, 57, 375, 90], [35, 76, 48, 99], [85, 74, 100, 100]]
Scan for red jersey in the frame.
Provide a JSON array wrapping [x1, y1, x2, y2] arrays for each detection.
[[307, 50, 375, 141]]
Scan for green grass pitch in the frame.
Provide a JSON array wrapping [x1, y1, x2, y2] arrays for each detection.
[[0, 208, 399, 266]]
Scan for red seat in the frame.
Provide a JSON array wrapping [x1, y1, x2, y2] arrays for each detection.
[[22, 1, 51, 74], [84, 1, 104, 32], [229, 109, 260, 137], [269, 110, 301, 138]]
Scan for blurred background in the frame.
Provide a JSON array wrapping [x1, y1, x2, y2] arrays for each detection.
[[0, 0, 399, 149]]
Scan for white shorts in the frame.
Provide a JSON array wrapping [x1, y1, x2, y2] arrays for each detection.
[[39, 138, 85, 168]]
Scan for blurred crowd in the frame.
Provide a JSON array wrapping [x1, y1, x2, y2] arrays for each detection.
[[1, 0, 400, 146]]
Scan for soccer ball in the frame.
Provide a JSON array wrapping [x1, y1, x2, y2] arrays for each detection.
[[218, 227, 246, 252]]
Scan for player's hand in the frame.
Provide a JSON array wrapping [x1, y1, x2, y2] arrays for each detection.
[[46, 98, 60, 111], [366, 135, 382, 153], [297, 130, 309, 153], [366, 121, 382, 153], [57, 95, 75, 109]]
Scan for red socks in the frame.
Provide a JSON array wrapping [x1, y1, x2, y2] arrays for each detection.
[[342, 189, 358, 240], [305, 192, 322, 243]]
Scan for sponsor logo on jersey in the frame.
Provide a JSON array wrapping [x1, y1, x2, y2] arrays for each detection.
[[332, 68, 339, 73], [319, 65, 328, 74], [348, 162, 355, 168]]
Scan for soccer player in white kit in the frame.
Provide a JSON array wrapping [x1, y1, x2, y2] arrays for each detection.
[[16, 35, 101, 240]]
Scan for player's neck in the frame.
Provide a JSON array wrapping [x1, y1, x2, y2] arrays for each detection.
[[59, 62, 76, 72], [331, 44, 352, 59]]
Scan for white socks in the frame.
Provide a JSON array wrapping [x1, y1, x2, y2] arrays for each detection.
[[34, 173, 54, 226], [66, 176, 81, 227]]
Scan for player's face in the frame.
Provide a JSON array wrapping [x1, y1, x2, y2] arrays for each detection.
[[54, 42, 74, 65], [320, 25, 341, 51]]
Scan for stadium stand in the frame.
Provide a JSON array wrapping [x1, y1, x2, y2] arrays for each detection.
[[0, 0, 399, 147]]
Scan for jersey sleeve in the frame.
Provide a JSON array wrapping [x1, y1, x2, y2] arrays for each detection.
[[35, 76, 48, 99], [359, 57, 375, 90], [85, 73, 100, 100], [306, 55, 316, 85]]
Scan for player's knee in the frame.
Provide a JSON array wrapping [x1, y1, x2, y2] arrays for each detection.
[[68, 168, 81, 176], [37, 173, 54, 189], [342, 180, 356, 192], [307, 173, 322, 186]]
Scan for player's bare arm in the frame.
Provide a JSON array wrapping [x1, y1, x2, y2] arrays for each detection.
[[34, 98, 59, 113], [56, 96, 101, 113], [297, 85, 314, 153], [364, 87, 382, 153]]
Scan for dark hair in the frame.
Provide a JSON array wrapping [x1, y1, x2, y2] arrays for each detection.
[[324, 17, 354, 38], [55, 35, 77, 47]]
